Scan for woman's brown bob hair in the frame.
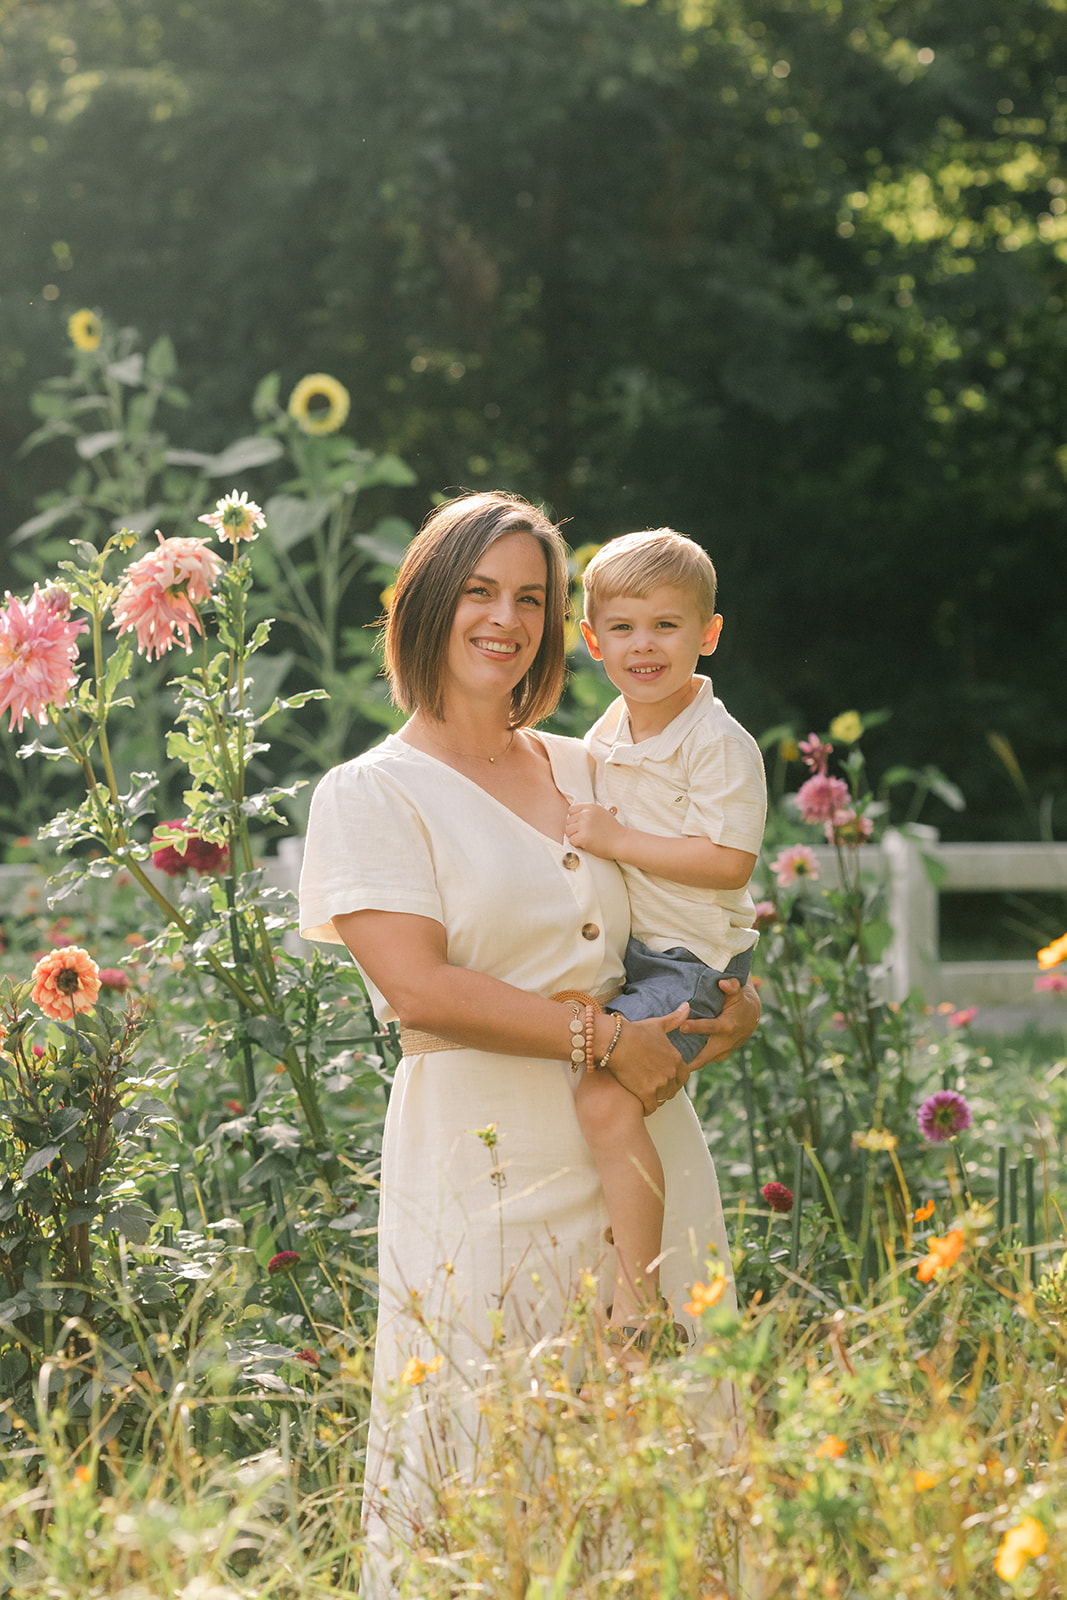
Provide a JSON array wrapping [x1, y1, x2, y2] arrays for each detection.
[[384, 491, 570, 727]]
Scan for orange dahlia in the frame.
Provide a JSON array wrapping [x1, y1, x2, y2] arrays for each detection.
[[31, 946, 101, 1020]]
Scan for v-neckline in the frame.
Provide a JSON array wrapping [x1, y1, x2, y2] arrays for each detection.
[[389, 732, 573, 847]]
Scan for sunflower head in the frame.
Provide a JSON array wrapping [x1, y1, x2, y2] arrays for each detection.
[[287, 373, 351, 436], [68, 310, 103, 352]]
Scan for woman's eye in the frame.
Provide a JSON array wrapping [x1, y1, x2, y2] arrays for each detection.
[[465, 585, 490, 597], [520, 594, 542, 607]]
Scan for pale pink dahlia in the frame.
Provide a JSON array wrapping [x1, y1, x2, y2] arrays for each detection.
[[198, 490, 266, 545], [31, 946, 101, 1020], [0, 587, 86, 731], [795, 773, 851, 825], [770, 844, 819, 888], [112, 533, 222, 659]]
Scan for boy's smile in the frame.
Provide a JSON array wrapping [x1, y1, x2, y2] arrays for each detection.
[[580, 584, 723, 740]]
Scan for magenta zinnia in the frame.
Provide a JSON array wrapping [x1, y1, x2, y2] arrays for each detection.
[[0, 587, 86, 732], [917, 1090, 972, 1144], [112, 533, 222, 660], [268, 1251, 301, 1276]]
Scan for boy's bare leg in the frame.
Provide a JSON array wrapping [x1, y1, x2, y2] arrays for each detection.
[[575, 1068, 665, 1330]]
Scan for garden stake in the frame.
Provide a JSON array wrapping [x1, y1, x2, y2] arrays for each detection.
[[1009, 1165, 1018, 1232], [1025, 1154, 1036, 1281], [739, 1052, 762, 1203], [789, 1143, 803, 1286], [996, 1145, 1007, 1234]]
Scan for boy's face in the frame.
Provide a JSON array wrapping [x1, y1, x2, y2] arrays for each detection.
[[580, 584, 722, 713]]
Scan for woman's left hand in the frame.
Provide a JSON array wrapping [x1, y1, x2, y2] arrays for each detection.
[[676, 977, 760, 1082]]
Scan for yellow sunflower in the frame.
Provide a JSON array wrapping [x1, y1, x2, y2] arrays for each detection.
[[68, 309, 102, 352], [288, 372, 351, 436]]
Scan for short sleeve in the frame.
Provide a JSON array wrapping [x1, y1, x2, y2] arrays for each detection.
[[682, 729, 767, 855], [298, 759, 444, 943]]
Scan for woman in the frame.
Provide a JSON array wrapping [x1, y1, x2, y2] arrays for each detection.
[[298, 492, 759, 1592]]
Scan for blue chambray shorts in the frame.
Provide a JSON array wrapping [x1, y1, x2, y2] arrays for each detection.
[[608, 938, 753, 1064]]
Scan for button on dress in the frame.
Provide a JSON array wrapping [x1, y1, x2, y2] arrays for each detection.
[[299, 730, 736, 1595]]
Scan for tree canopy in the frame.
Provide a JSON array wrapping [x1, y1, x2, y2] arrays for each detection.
[[2, 0, 1065, 837]]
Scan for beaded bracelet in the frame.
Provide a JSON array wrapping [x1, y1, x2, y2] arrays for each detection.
[[566, 1003, 586, 1073], [596, 1012, 624, 1072], [583, 1003, 596, 1073]]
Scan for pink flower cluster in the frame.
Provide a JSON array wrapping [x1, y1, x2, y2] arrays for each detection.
[[112, 533, 222, 660], [0, 587, 86, 732], [793, 730, 872, 845]]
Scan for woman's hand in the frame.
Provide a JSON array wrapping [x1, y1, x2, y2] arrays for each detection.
[[604, 1004, 689, 1115], [676, 977, 760, 1079]]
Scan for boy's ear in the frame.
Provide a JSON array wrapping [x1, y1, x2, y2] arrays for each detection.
[[700, 614, 724, 656], [579, 618, 604, 661]]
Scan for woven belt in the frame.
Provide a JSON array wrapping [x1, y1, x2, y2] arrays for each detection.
[[399, 983, 624, 1056]]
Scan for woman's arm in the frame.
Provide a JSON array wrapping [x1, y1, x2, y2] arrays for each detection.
[[331, 907, 688, 1114]]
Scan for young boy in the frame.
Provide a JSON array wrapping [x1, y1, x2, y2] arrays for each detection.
[[565, 528, 766, 1345]]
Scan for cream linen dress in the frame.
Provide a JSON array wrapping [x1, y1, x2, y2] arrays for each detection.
[[299, 730, 737, 1594]]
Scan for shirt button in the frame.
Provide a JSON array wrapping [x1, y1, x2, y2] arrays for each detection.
[[562, 852, 580, 870], [581, 923, 600, 941]]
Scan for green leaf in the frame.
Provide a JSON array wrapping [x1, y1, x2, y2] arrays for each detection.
[[263, 493, 332, 551], [107, 353, 145, 386], [75, 431, 122, 460], [207, 436, 285, 476], [146, 334, 177, 381], [102, 1201, 156, 1244], [23, 1145, 61, 1179], [245, 1015, 292, 1057], [10, 498, 83, 544], [352, 516, 416, 566]]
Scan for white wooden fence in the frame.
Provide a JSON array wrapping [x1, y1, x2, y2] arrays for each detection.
[[2, 828, 1065, 1010]]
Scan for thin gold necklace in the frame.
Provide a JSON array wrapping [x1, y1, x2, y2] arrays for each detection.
[[421, 725, 516, 764]]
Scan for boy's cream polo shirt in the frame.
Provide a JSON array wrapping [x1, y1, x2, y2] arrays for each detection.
[[584, 676, 767, 971]]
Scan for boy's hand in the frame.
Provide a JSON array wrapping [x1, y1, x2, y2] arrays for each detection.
[[564, 801, 627, 859]]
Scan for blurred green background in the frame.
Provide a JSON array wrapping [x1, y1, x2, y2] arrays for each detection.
[[1, 0, 1065, 842]]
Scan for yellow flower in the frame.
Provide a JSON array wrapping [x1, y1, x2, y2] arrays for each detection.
[[994, 1516, 1046, 1581], [287, 372, 351, 435], [1037, 931, 1067, 970], [380, 584, 395, 611], [829, 710, 863, 744], [778, 736, 800, 762], [814, 1435, 847, 1459], [400, 1354, 443, 1386], [68, 309, 102, 351], [853, 1127, 898, 1152], [684, 1276, 726, 1317]]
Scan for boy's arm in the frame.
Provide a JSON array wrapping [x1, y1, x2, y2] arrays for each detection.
[[564, 801, 755, 891]]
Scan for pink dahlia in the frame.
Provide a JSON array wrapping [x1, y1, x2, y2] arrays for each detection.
[[151, 820, 229, 877], [824, 808, 874, 846], [770, 844, 819, 888], [795, 773, 851, 825], [112, 533, 222, 660], [0, 587, 86, 732], [1035, 972, 1067, 993], [761, 1181, 794, 1214], [198, 489, 266, 546], [917, 1090, 972, 1144], [97, 967, 131, 992], [798, 734, 832, 774]]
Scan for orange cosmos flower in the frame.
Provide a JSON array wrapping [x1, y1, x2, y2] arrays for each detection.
[[400, 1354, 443, 1386], [1037, 932, 1067, 970], [914, 1199, 935, 1222], [815, 1435, 847, 1459], [916, 1227, 964, 1283], [31, 947, 101, 1020], [684, 1276, 727, 1317], [995, 1515, 1046, 1581]]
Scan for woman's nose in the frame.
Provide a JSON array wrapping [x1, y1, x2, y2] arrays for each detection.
[[489, 592, 520, 626]]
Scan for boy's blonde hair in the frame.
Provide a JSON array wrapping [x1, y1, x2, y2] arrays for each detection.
[[582, 528, 717, 624]]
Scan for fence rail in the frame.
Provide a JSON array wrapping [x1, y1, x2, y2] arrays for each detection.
[[3, 828, 1066, 1010]]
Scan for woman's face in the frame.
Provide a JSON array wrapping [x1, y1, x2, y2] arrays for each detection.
[[444, 531, 549, 707]]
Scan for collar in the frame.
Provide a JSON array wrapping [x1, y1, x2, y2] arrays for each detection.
[[590, 676, 716, 764]]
